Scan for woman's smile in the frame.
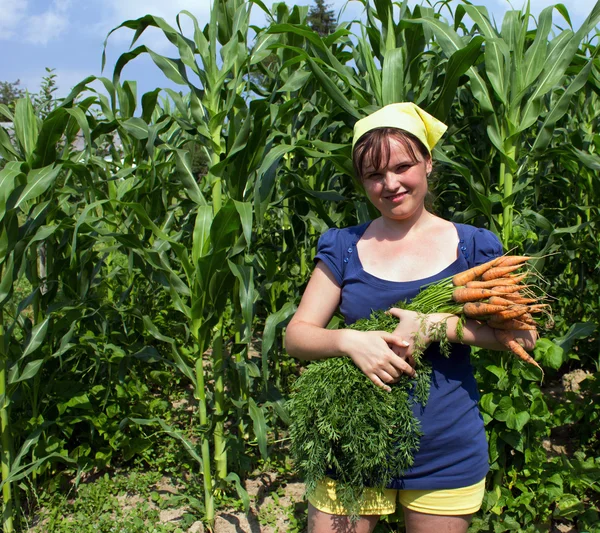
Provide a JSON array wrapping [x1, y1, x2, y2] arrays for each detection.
[[384, 191, 408, 203]]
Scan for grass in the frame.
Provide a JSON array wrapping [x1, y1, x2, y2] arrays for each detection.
[[23, 468, 203, 533]]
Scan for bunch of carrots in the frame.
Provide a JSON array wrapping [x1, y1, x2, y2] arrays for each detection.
[[412, 254, 549, 372]]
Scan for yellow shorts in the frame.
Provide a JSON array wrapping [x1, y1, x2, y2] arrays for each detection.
[[308, 477, 486, 516]]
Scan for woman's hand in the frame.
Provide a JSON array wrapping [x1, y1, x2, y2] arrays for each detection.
[[340, 329, 416, 392], [387, 308, 424, 357], [387, 308, 452, 354], [494, 327, 538, 351]]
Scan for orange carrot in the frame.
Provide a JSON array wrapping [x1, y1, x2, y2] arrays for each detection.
[[465, 275, 525, 289], [495, 255, 533, 267], [490, 285, 531, 295], [481, 264, 524, 281], [495, 292, 524, 301], [451, 257, 501, 287], [502, 296, 537, 305], [452, 288, 503, 303], [527, 304, 550, 314], [488, 296, 519, 307], [495, 330, 543, 374], [487, 318, 537, 330], [493, 305, 529, 321], [519, 314, 538, 326], [463, 302, 509, 318]]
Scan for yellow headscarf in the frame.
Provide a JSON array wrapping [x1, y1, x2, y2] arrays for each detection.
[[352, 102, 447, 153]]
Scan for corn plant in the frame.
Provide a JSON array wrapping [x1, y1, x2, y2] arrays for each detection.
[[422, 2, 600, 246], [0, 0, 598, 530]]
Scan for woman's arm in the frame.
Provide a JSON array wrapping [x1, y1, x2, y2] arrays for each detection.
[[285, 262, 416, 391], [389, 308, 538, 354]]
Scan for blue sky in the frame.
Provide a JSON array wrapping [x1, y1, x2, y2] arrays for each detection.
[[0, 0, 591, 101]]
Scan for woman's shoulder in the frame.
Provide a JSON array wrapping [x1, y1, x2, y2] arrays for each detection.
[[453, 222, 503, 266], [319, 221, 370, 244], [314, 222, 370, 285]]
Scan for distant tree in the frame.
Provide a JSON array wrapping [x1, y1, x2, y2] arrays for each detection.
[[307, 0, 337, 37], [33, 68, 58, 119], [0, 80, 25, 111]]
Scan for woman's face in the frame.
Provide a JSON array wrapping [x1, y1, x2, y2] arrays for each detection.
[[360, 137, 432, 223]]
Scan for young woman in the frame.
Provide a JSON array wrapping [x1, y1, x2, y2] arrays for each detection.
[[285, 103, 536, 533]]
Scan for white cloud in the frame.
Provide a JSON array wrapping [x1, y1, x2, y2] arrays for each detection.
[[0, 0, 72, 44], [0, 0, 29, 38], [25, 10, 69, 45]]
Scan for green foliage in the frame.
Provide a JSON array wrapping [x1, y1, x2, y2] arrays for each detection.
[[0, 80, 25, 111], [24, 469, 199, 533], [32, 68, 58, 119], [0, 0, 598, 530], [307, 0, 337, 37], [288, 356, 426, 518]]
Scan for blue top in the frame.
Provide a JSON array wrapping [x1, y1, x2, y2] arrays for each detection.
[[314, 221, 503, 490]]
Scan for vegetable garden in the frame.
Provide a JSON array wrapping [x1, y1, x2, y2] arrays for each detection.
[[0, 0, 599, 531]]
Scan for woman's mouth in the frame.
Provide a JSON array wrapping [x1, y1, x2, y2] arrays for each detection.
[[386, 192, 407, 203]]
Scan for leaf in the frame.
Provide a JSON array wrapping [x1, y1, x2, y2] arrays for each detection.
[[228, 260, 254, 343], [552, 322, 596, 356], [14, 164, 62, 210], [484, 38, 510, 105], [261, 302, 296, 382], [479, 392, 499, 415], [278, 70, 312, 93], [381, 48, 404, 105], [427, 36, 484, 121], [255, 144, 294, 219], [0, 161, 23, 222], [121, 117, 149, 140], [176, 149, 206, 205], [532, 57, 595, 151], [65, 106, 92, 159], [128, 417, 203, 468], [506, 409, 530, 432], [533, 338, 564, 371], [142, 315, 176, 344], [522, 5, 553, 90], [0, 452, 76, 490], [411, 16, 493, 113], [0, 252, 14, 305], [141, 88, 161, 123], [306, 57, 360, 120], [9, 359, 44, 384], [248, 398, 268, 460], [225, 472, 250, 511], [233, 200, 252, 247], [13, 97, 39, 161], [33, 107, 69, 166], [192, 206, 213, 263], [21, 317, 50, 359]]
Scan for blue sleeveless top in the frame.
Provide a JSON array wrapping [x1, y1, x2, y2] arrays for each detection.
[[314, 221, 503, 490]]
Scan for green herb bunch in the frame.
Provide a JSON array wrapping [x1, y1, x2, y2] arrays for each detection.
[[288, 279, 465, 518]]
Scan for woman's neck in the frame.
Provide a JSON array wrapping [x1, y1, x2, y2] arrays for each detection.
[[374, 209, 436, 241]]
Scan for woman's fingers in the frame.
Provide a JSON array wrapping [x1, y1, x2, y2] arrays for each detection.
[[380, 331, 409, 348], [391, 356, 416, 378], [371, 375, 392, 393]]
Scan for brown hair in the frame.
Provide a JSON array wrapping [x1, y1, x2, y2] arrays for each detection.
[[352, 127, 430, 181]]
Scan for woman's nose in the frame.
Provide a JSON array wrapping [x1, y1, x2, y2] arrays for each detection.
[[383, 171, 401, 190]]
